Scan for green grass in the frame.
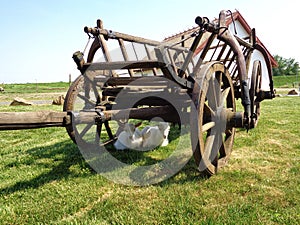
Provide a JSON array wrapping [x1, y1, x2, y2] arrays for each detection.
[[0, 82, 69, 94], [273, 75, 300, 88], [0, 82, 69, 102], [0, 97, 299, 224]]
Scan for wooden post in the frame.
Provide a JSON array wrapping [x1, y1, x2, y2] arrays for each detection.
[[69, 74, 72, 86]]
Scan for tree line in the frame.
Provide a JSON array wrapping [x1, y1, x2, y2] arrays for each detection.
[[272, 55, 299, 76]]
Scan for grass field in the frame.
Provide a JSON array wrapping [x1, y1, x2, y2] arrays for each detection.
[[0, 87, 299, 224], [0, 82, 69, 103], [1, 82, 69, 94], [272, 75, 299, 88]]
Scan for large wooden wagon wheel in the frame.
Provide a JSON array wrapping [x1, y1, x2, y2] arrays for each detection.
[[250, 60, 262, 128], [191, 62, 236, 176], [63, 75, 116, 146]]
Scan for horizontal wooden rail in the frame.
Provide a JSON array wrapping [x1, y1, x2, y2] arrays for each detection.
[[83, 60, 166, 72]]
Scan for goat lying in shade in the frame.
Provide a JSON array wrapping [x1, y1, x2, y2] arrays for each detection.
[[113, 122, 170, 151], [141, 122, 170, 150], [113, 123, 143, 150]]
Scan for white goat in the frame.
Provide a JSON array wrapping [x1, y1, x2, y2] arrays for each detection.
[[141, 122, 170, 150], [113, 123, 143, 150], [114, 122, 170, 151]]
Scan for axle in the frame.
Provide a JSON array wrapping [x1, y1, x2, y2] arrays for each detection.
[[0, 107, 245, 131]]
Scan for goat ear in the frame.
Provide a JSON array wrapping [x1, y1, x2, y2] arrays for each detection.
[[158, 122, 167, 131], [129, 123, 136, 133], [143, 129, 151, 139], [124, 123, 135, 134], [124, 123, 130, 132], [157, 124, 163, 131]]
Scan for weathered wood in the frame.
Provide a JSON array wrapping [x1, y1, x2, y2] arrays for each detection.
[[84, 26, 161, 46], [0, 111, 69, 130], [85, 27, 189, 53], [0, 104, 186, 131], [95, 76, 167, 86], [74, 105, 185, 124], [118, 38, 134, 76], [144, 44, 158, 76], [234, 35, 253, 49], [83, 60, 166, 72]]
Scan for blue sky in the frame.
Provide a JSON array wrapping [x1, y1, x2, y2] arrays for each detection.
[[0, 0, 298, 83]]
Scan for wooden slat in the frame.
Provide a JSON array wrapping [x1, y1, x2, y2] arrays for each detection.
[[118, 38, 134, 76], [234, 35, 253, 48], [96, 76, 168, 86], [83, 60, 166, 71], [144, 44, 158, 76]]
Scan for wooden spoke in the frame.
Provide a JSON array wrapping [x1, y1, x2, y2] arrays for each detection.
[[202, 121, 215, 132], [207, 78, 220, 110], [79, 123, 93, 139], [223, 137, 231, 156], [77, 93, 97, 107], [218, 136, 228, 158], [204, 103, 216, 117], [221, 87, 230, 105], [95, 124, 102, 144], [216, 71, 223, 85], [104, 121, 115, 140], [204, 134, 215, 160]]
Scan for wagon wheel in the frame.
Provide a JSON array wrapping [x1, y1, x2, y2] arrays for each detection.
[[63, 75, 117, 146], [191, 62, 236, 176], [250, 60, 262, 128]]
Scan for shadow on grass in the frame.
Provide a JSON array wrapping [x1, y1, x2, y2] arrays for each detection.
[[78, 138, 209, 186], [154, 159, 210, 187], [109, 146, 209, 186], [1, 140, 95, 195], [1, 139, 209, 194]]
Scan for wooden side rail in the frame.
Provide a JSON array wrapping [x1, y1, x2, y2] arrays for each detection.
[[82, 60, 166, 72]]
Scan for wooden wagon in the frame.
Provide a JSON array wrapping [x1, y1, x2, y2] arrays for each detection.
[[0, 10, 275, 177]]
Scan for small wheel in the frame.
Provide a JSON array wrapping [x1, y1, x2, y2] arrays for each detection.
[[191, 62, 236, 176], [250, 60, 262, 128], [63, 75, 117, 146]]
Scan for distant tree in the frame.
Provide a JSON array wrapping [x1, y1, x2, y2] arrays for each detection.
[[273, 55, 299, 76]]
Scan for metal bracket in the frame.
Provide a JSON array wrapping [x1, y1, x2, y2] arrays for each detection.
[[106, 29, 116, 39], [95, 109, 106, 124]]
